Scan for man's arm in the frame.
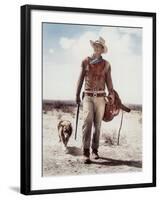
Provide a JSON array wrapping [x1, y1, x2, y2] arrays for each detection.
[[76, 60, 86, 104], [105, 63, 115, 104]]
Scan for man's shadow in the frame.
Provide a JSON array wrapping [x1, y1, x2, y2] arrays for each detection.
[[65, 147, 142, 168], [91, 157, 142, 168]]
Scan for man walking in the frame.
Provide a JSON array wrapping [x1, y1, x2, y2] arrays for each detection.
[[76, 36, 115, 164]]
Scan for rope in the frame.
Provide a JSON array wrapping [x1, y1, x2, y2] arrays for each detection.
[[117, 110, 124, 145]]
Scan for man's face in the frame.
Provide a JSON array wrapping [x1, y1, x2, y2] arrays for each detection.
[[93, 43, 104, 54]]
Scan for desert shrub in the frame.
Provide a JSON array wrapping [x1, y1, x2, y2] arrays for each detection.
[[101, 129, 127, 146], [61, 106, 74, 113], [43, 100, 78, 118], [54, 102, 63, 109], [101, 129, 117, 146], [127, 104, 142, 111]]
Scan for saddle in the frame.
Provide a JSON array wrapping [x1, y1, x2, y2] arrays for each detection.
[[103, 90, 131, 122]]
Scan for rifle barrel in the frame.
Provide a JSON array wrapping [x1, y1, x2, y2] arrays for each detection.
[[75, 103, 80, 140]]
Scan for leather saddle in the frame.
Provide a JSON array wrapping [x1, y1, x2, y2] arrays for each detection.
[[103, 90, 131, 122]]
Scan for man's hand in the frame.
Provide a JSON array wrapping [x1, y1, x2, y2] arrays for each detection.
[[108, 94, 115, 105], [76, 96, 81, 105]]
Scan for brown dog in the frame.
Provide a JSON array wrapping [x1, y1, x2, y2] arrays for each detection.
[[57, 120, 72, 150]]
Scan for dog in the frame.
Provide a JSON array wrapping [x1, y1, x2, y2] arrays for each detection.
[[57, 120, 72, 150]]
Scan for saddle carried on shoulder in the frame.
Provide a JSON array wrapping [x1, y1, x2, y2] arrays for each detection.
[[103, 89, 131, 122]]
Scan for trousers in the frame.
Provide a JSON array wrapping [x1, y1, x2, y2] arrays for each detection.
[[82, 95, 106, 150]]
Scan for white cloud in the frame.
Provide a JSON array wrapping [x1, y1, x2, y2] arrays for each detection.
[[99, 27, 132, 55], [118, 27, 142, 37], [49, 48, 55, 54], [59, 37, 75, 49], [71, 31, 98, 59]]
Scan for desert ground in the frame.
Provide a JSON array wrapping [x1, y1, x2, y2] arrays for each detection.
[[42, 105, 142, 177]]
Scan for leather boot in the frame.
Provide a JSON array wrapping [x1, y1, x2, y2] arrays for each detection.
[[92, 149, 99, 159], [83, 149, 91, 164]]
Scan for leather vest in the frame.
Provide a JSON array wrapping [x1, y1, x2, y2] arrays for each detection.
[[83, 57, 107, 91]]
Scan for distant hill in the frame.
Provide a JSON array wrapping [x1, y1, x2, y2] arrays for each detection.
[[43, 99, 142, 111], [43, 99, 76, 107]]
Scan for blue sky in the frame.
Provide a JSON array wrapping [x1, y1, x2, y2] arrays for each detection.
[[43, 23, 100, 48], [43, 23, 100, 65], [42, 23, 142, 104]]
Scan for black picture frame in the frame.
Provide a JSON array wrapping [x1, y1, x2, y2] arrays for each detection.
[[20, 4, 156, 195]]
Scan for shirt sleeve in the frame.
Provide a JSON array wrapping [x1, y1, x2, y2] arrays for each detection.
[[76, 59, 86, 97]]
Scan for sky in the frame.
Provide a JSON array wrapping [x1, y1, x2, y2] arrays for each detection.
[[42, 23, 142, 104]]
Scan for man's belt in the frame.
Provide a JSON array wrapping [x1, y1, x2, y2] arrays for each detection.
[[84, 90, 106, 97]]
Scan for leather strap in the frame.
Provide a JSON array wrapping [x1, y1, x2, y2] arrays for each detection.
[[84, 90, 105, 94], [84, 92, 106, 97]]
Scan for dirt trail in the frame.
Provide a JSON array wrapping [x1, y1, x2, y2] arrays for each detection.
[[43, 109, 142, 177]]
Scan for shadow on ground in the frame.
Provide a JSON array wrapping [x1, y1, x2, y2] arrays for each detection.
[[66, 146, 83, 156], [90, 157, 142, 168]]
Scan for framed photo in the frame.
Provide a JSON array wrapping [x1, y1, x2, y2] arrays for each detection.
[[20, 4, 156, 195]]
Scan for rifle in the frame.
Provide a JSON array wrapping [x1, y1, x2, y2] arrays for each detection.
[[75, 102, 80, 140]]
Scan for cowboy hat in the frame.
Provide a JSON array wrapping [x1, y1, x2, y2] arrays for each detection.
[[90, 36, 108, 53]]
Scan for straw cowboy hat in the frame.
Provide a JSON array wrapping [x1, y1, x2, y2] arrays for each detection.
[[90, 36, 108, 53]]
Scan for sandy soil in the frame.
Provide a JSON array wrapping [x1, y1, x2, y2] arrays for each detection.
[[42, 108, 142, 177]]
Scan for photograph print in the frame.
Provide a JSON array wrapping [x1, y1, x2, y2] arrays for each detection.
[[42, 22, 143, 177]]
